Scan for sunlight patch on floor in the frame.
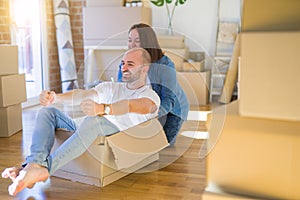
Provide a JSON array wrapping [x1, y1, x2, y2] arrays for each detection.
[[181, 131, 209, 139], [187, 110, 211, 121]]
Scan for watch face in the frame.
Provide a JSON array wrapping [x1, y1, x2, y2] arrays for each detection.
[[104, 104, 110, 115]]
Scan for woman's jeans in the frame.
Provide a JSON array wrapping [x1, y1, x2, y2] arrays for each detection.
[[23, 107, 119, 174], [158, 113, 184, 146]]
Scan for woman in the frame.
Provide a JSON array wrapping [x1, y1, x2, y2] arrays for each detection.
[[117, 23, 189, 146]]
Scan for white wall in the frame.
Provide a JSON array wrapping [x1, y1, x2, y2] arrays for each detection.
[[150, 0, 241, 59]]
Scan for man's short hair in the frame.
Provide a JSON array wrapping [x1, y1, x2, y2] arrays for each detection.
[[127, 47, 151, 65]]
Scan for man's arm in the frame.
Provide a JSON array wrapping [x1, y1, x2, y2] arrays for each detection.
[[80, 97, 158, 116], [40, 89, 98, 106], [110, 98, 157, 115]]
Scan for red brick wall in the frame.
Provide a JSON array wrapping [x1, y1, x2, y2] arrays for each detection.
[[69, 0, 85, 89], [46, 0, 61, 92], [0, 0, 11, 44]]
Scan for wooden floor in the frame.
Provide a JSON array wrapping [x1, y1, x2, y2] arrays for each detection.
[[0, 106, 209, 200]]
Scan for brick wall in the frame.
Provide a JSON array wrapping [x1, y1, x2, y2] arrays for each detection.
[[46, 0, 85, 92], [0, 0, 85, 92], [0, 0, 11, 44], [69, 0, 85, 89], [46, 0, 61, 92]]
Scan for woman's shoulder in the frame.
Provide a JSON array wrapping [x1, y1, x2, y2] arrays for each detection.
[[154, 55, 175, 68]]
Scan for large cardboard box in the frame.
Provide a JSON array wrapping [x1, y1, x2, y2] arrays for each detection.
[[52, 118, 168, 187], [0, 45, 18, 76], [206, 101, 300, 199], [0, 74, 27, 107], [0, 104, 22, 137], [177, 71, 210, 106], [239, 32, 300, 121], [86, 0, 124, 7], [241, 0, 300, 32], [83, 7, 152, 46]]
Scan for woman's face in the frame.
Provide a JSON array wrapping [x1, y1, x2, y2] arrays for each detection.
[[128, 28, 141, 49]]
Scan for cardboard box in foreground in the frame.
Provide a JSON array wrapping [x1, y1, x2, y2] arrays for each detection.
[[239, 32, 300, 121], [207, 101, 300, 199], [52, 118, 168, 187]]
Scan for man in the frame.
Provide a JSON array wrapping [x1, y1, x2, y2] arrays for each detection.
[[1, 48, 160, 196]]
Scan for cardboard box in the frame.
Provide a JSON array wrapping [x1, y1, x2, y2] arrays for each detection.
[[86, 0, 124, 7], [177, 71, 210, 106], [239, 32, 300, 121], [52, 118, 168, 187], [164, 47, 189, 72], [0, 45, 18, 76], [182, 61, 205, 72], [0, 104, 22, 137], [207, 101, 300, 199], [157, 34, 185, 49], [0, 74, 27, 107], [242, 0, 300, 31], [83, 7, 152, 45]]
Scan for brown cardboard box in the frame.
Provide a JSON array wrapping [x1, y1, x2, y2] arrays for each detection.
[[83, 7, 152, 44], [0, 104, 22, 137], [52, 118, 168, 187], [177, 71, 210, 106], [164, 47, 189, 72], [206, 101, 300, 199], [239, 32, 300, 121], [0, 74, 27, 107], [242, 0, 300, 31], [157, 34, 185, 49], [182, 61, 205, 72], [0, 45, 18, 76]]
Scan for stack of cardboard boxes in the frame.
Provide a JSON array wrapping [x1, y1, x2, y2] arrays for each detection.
[[158, 34, 210, 107], [202, 0, 300, 199], [0, 45, 27, 137]]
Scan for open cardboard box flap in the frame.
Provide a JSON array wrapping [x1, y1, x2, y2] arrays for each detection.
[[106, 118, 169, 169]]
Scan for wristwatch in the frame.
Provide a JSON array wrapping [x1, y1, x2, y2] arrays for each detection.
[[103, 104, 111, 115]]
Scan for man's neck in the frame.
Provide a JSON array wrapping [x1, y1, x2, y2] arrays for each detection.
[[126, 80, 146, 90]]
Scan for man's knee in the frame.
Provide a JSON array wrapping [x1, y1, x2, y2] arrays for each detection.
[[81, 116, 99, 127], [37, 107, 59, 118]]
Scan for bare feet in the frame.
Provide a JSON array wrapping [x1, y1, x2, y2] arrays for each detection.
[[1, 166, 22, 181], [7, 163, 50, 196]]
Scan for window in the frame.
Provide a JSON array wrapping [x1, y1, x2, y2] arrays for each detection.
[[10, 0, 48, 107]]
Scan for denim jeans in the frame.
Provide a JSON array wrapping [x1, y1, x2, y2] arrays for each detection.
[[158, 113, 184, 146], [24, 107, 119, 174]]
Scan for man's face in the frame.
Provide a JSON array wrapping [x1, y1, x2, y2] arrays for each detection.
[[121, 51, 144, 83]]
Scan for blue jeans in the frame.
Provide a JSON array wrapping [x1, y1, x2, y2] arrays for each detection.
[[158, 113, 184, 146], [23, 107, 119, 174]]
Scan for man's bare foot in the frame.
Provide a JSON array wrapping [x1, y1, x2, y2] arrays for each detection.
[[7, 163, 50, 196], [2, 167, 22, 181], [2, 166, 36, 189]]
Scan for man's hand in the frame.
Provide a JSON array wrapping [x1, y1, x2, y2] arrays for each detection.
[[40, 90, 56, 106], [80, 99, 104, 116]]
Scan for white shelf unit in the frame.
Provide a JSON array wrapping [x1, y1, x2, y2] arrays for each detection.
[[210, 0, 240, 102]]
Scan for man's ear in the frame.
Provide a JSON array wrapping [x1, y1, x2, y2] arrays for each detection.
[[143, 65, 150, 73]]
